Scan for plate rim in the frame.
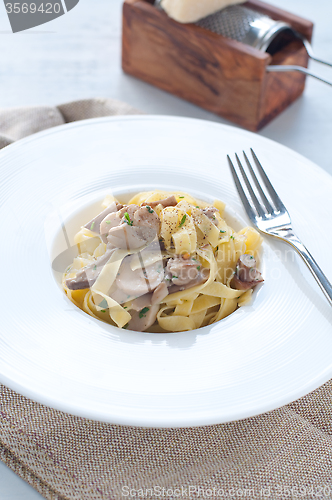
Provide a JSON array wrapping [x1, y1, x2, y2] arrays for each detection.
[[1, 114, 332, 428]]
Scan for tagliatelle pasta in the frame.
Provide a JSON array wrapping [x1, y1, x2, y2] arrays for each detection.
[[62, 191, 264, 332]]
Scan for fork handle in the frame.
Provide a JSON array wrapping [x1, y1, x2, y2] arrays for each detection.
[[286, 235, 332, 306]]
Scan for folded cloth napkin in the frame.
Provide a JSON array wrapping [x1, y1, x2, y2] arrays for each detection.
[[0, 98, 142, 148], [1, 99, 332, 500]]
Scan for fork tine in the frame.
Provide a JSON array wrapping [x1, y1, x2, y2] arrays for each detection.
[[250, 149, 285, 213], [242, 151, 274, 214], [234, 153, 266, 218], [227, 155, 257, 225]]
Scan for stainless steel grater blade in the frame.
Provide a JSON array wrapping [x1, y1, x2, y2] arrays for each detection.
[[195, 4, 332, 65], [196, 5, 289, 51], [155, 1, 332, 85]]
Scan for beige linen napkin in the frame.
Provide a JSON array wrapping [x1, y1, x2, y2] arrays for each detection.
[[1, 99, 332, 500]]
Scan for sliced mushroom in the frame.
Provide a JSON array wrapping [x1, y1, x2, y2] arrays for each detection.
[[142, 195, 177, 209], [133, 206, 161, 233], [202, 207, 219, 226], [65, 246, 116, 290], [107, 206, 161, 250], [107, 224, 150, 250], [130, 293, 152, 312], [230, 254, 264, 290], [127, 304, 159, 332], [84, 202, 122, 233], [129, 282, 169, 313], [167, 269, 209, 293], [151, 281, 169, 304], [115, 256, 164, 296], [166, 256, 201, 286], [164, 256, 209, 292], [119, 204, 140, 221], [99, 211, 123, 242]]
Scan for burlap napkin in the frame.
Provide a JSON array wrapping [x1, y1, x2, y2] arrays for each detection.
[[1, 99, 332, 500]]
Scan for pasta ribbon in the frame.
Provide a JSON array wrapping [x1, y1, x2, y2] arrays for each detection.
[[91, 249, 131, 328], [191, 207, 221, 248], [239, 226, 263, 254], [202, 281, 244, 300], [63, 190, 264, 333]]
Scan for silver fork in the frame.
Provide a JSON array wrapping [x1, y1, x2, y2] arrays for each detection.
[[227, 149, 332, 306]]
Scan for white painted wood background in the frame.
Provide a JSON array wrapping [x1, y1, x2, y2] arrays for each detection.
[[0, 0, 331, 497]]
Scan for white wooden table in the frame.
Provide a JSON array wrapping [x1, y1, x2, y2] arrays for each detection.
[[0, 0, 331, 497]]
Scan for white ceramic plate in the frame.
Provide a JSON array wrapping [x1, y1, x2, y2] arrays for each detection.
[[1, 116, 331, 427]]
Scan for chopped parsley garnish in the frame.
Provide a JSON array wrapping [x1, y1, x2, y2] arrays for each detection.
[[220, 230, 226, 234], [101, 309, 106, 313], [124, 212, 133, 226], [179, 196, 184, 199], [250, 255, 254, 259], [123, 323, 129, 329], [105, 220, 111, 224], [93, 265, 97, 271], [197, 266, 201, 270], [139, 307, 150, 318], [123, 306, 127, 309], [179, 214, 187, 228], [90, 221, 95, 230], [196, 206, 199, 208], [146, 205, 154, 214], [230, 235, 235, 240]]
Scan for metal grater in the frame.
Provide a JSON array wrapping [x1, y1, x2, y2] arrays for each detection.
[[154, 1, 332, 85], [194, 5, 332, 67], [155, 1, 291, 51], [196, 5, 290, 51]]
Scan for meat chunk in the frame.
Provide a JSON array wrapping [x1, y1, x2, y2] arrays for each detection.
[[230, 254, 264, 290], [84, 202, 122, 233], [65, 246, 116, 290], [142, 195, 177, 209]]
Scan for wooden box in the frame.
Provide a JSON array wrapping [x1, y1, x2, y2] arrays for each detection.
[[122, 0, 313, 131]]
